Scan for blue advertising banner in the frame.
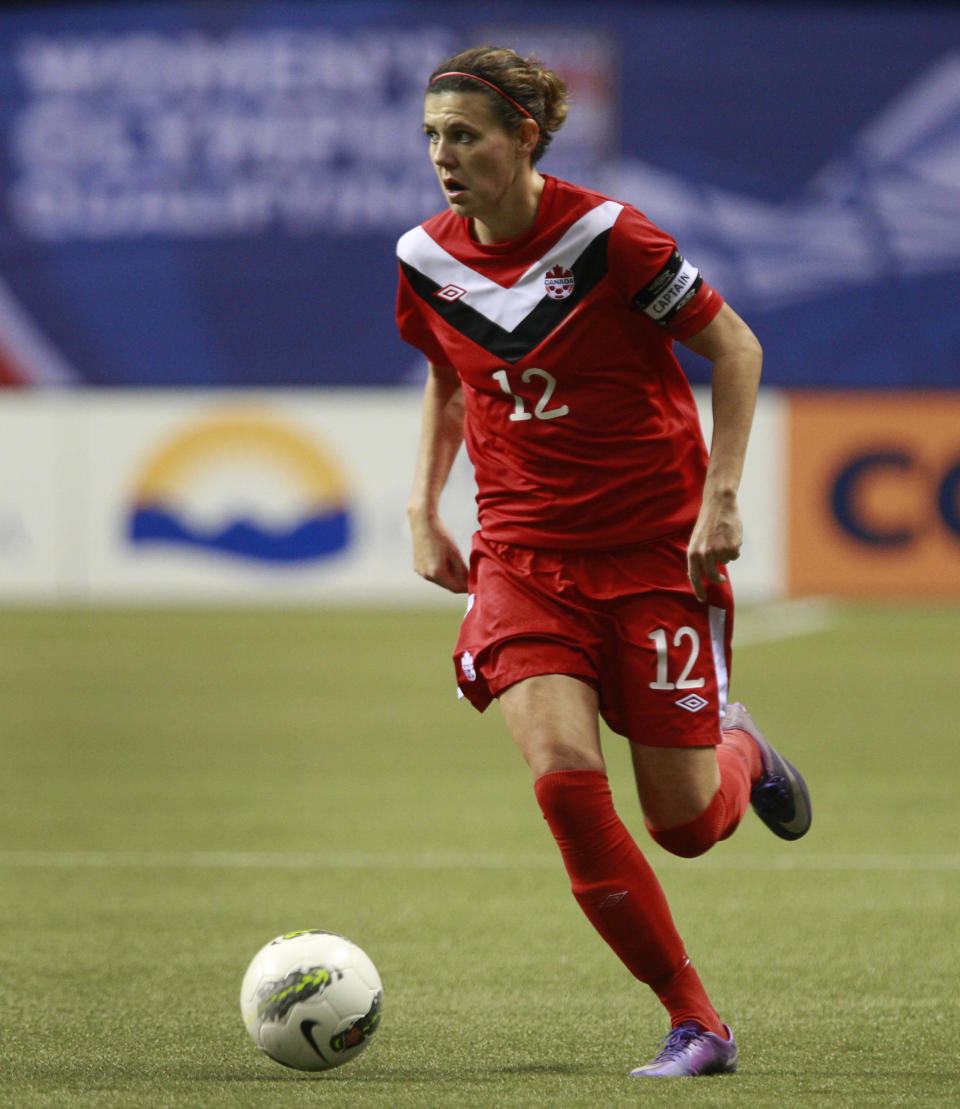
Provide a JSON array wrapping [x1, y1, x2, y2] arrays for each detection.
[[0, 1, 958, 387]]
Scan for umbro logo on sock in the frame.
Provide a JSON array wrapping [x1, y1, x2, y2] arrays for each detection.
[[598, 890, 629, 909]]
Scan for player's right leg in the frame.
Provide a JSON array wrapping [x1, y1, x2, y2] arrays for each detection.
[[498, 673, 728, 1045]]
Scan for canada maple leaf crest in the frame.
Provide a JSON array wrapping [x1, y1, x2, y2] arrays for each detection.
[[544, 264, 575, 300]]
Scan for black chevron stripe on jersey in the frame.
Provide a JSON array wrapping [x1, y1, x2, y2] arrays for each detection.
[[400, 231, 611, 364], [397, 200, 623, 364]]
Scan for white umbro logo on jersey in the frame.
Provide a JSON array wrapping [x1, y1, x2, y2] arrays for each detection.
[[676, 693, 709, 712], [544, 264, 575, 300], [435, 283, 466, 303]]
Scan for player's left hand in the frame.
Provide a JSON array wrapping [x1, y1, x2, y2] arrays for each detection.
[[687, 493, 743, 603]]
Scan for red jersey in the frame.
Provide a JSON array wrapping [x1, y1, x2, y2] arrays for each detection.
[[396, 175, 724, 549]]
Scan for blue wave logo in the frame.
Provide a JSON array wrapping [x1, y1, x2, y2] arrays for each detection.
[[129, 506, 350, 563], [127, 410, 352, 564]]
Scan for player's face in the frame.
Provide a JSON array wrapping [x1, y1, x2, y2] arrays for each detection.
[[423, 91, 528, 227]]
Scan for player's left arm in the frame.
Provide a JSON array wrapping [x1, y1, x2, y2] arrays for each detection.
[[680, 302, 763, 602]]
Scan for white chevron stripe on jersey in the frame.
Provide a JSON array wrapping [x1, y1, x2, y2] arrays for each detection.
[[397, 200, 623, 333]]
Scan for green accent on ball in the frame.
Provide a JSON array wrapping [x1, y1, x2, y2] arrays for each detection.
[[257, 966, 333, 1021]]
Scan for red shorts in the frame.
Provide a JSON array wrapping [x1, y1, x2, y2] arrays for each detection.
[[453, 533, 734, 747]]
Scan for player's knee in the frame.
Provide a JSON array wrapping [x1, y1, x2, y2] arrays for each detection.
[[645, 789, 725, 858], [647, 821, 716, 858], [526, 742, 604, 778]]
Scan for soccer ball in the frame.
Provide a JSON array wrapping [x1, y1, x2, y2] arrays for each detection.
[[240, 930, 383, 1071]]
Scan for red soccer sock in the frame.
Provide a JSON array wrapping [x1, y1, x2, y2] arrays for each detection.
[[534, 768, 723, 1036], [647, 738, 755, 858], [722, 726, 763, 784]]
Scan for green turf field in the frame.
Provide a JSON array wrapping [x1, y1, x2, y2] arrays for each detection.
[[1, 602, 957, 1108]]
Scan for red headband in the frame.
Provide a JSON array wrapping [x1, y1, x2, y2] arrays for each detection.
[[429, 71, 535, 121]]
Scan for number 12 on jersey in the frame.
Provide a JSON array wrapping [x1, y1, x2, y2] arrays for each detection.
[[493, 368, 569, 421]]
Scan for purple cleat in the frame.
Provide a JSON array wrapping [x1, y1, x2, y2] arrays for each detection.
[[629, 1022, 738, 1078], [723, 702, 812, 841]]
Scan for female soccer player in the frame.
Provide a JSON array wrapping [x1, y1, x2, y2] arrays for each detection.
[[396, 46, 811, 1078]]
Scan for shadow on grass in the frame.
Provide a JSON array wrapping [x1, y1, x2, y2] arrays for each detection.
[[11, 1055, 599, 1089], [190, 1059, 599, 1084]]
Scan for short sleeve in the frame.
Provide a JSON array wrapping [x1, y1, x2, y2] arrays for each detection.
[[607, 205, 723, 341], [396, 260, 452, 366]]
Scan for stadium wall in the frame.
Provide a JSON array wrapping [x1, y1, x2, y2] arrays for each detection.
[[0, 388, 786, 605], [2, 388, 958, 603]]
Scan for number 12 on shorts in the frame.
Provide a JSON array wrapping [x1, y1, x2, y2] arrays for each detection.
[[648, 626, 705, 691]]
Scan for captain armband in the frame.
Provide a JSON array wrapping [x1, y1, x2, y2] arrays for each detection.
[[631, 250, 703, 327]]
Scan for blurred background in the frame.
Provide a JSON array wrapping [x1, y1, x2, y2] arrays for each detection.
[[0, 0, 958, 604]]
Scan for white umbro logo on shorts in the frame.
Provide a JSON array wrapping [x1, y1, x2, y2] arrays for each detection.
[[435, 283, 466, 302], [461, 651, 477, 681], [676, 693, 709, 713]]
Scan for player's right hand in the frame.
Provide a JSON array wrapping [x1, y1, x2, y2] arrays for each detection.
[[410, 516, 469, 593]]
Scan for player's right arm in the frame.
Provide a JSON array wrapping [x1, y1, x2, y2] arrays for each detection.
[[407, 362, 469, 593]]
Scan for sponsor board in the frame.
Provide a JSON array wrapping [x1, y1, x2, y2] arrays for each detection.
[[0, 395, 62, 593], [787, 392, 960, 596], [82, 391, 477, 602], [0, 391, 478, 603]]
